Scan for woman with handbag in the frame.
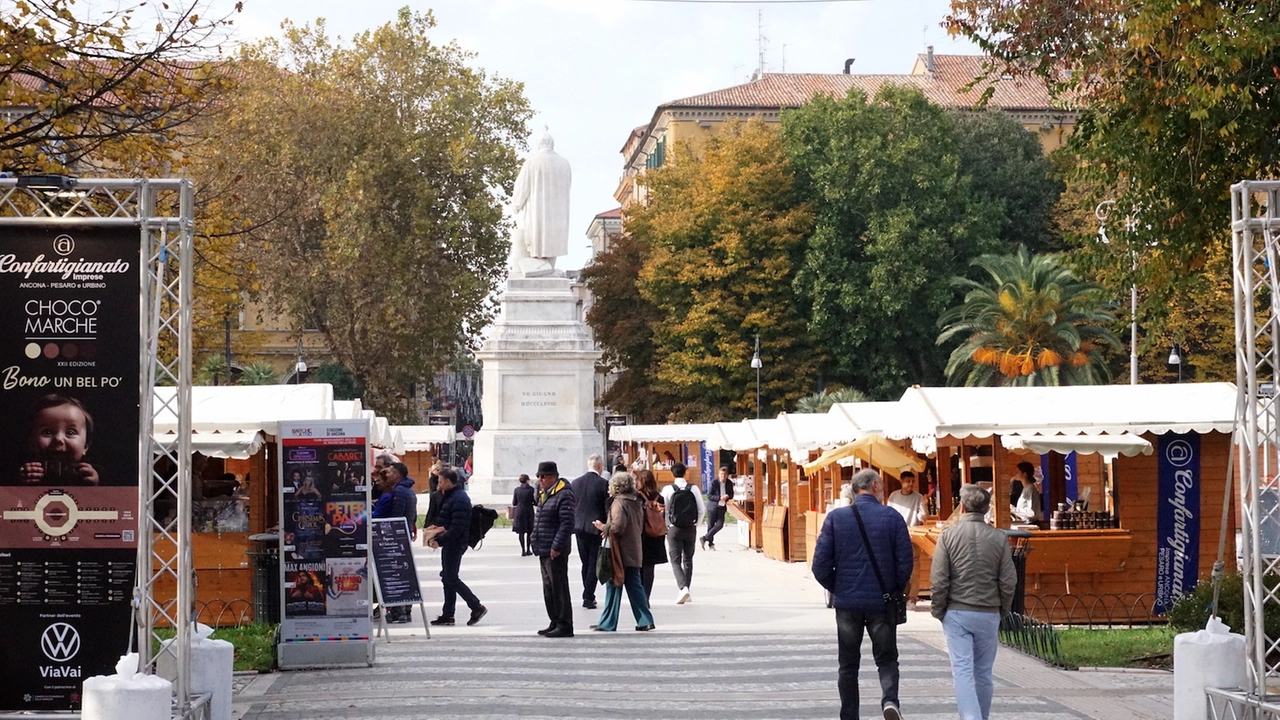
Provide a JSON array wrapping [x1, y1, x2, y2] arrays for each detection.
[[590, 472, 656, 632], [634, 469, 668, 600]]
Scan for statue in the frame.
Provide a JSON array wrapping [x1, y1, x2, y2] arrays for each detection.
[[509, 132, 572, 277]]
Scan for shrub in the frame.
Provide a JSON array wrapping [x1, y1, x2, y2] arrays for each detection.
[[1169, 572, 1280, 640]]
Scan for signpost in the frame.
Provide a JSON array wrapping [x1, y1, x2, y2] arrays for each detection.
[[370, 517, 428, 640], [277, 419, 373, 669], [0, 226, 141, 711]]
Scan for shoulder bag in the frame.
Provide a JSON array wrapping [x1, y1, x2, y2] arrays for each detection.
[[852, 503, 908, 625], [596, 532, 625, 587]]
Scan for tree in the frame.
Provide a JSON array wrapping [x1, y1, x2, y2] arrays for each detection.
[[937, 247, 1121, 386], [187, 9, 530, 421], [625, 120, 819, 421], [581, 232, 674, 422], [0, 0, 238, 175], [946, 1, 1280, 339], [795, 387, 869, 414], [237, 361, 279, 386], [308, 363, 364, 401], [780, 86, 1062, 398]]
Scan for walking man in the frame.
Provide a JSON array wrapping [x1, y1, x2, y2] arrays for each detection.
[[931, 485, 1017, 720], [700, 465, 734, 550], [660, 462, 705, 604], [886, 470, 926, 609], [423, 468, 487, 627], [532, 461, 576, 637], [812, 469, 912, 720], [572, 454, 609, 609]]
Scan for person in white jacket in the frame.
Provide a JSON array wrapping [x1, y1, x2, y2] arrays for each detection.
[[659, 462, 705, 605], [887, 471, 926, 609]]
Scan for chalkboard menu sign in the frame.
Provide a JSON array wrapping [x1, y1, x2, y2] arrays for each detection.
[[371, 518, 422, 606]]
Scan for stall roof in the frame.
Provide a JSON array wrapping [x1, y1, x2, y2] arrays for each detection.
[[394, 425, 455, 450], [608, 424, 717, 443], [333, 399, 364, 418], [153, 384, 335, 436], [156, 431, 267, 459], [705, 421, 765, 452], [1001, 432, 1153, 460], [890, 383, 1238, 440], [823, 402, 913, 445]]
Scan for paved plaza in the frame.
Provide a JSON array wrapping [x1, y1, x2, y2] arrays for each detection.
[[233, 513, 1175, 720]]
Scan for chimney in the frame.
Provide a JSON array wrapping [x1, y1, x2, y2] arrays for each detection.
[[926, 45, 935, 74], [843, 58, 855, 74]]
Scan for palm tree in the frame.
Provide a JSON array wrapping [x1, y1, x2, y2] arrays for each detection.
[[796, 386, 870, 413], [937, 247, 1121, 386], [237, 361, 280, 386]]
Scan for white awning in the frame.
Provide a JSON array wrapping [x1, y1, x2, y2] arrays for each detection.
[[393, 425, 455, 451], [1001, 433, 1154, 460], [803, 433, 925, 476], [156, 431, 267, 459], [153, 384, 335, 436], [608, 424, 717, 443]]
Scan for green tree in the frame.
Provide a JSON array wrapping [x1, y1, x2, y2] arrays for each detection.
[[187, 9, 530, 421], [308, 363, 364, 401], [780, 86, 1062, 398], [237, 361, 279, 386], [581, 232, 674, 422], [795, 387, 869, 414], [626, 120, 819, 421], [0, 0, 238, 175], [937, 247, 1121, 386]]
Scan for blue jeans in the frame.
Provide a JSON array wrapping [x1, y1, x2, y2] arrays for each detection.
[[835, 608, 899, 719], [942, 609, 1001, 720], [596, 567, 654, 631]]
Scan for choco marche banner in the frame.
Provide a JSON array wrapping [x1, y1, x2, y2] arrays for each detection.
[[1155, 433, 1200, 614]]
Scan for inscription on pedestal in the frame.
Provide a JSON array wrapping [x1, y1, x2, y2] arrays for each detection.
[[501, 374, 575, 427]]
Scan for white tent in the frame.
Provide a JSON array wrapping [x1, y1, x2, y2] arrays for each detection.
[[608, 423, 717, 443], [153, 384, 335, 436], [155, 430, 268, 459], [394, 425, 455, 451]]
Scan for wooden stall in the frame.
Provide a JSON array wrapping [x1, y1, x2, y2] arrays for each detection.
[[392, 424, 455, 480]]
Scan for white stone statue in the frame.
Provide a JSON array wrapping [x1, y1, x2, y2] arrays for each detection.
[[509, 132, 572, 277]]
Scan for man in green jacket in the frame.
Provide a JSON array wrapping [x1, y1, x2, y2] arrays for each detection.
[[930, 484, 1017, 720]]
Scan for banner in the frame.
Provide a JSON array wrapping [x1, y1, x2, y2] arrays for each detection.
[[279, 421, 372, 649], [1040, 452, 1079, 503], [0, 227, 140, 711], [370, 517, 423, 607], [1155, 432, 1201, 614]]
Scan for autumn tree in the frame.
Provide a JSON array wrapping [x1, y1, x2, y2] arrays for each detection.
[[780, 86, 1062, 398], [625, 120, 819, 421], [0, 0, 239, 175], [946, 1, 1280, 338], [187, 9, 530, 420]]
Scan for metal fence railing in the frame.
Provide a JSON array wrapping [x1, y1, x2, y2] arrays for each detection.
[[1023, 592, 1167, 628], [999, 612, 1066, 667]]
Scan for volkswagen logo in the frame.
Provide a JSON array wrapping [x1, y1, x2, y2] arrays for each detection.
[[52, 234, 75, 256], [1165, 439, 1194, 468], [41, 623, 80, 662]]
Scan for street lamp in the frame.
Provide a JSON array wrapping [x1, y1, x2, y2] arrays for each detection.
[[1096, 201, 1139, 385], [294, 338, 307, 384], [750, 335, 763, 419], [1168, 343, 1183, 383]]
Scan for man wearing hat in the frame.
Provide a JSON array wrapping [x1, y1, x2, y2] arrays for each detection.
[[531, 460, 577, 637]]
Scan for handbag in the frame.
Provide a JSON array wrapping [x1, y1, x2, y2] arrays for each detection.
[[642, 496, 667, 538], [596, 534, 624, 586], [852, 503, 908, 625]]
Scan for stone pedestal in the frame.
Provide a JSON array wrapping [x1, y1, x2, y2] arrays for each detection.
[[473, 277, 602, 495]]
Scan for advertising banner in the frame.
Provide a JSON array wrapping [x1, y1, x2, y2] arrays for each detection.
[[278, 420, 372, 662], [0, 226, 140, 711], [1040, 452, 1079, 503], [604, 414, 627, 465], [1155, 432, 1201, 614], [370, 517, 423, 607]]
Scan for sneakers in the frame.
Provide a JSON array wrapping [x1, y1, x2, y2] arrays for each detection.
[[467, 605, 488, 626], [676, 587, 691, 605], [882, 701, 902, 720], [707, 542, 716, 551], [699, 537, 707, 551], [429, 615, 455, 626]]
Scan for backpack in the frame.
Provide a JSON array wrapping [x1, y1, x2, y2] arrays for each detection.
[[469, 505, 499, 549], [643, 497, 667, 538], [667, 484, 698, 528]]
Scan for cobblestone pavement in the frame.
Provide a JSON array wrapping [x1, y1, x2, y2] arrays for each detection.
[[232, 516, 1173, 720]]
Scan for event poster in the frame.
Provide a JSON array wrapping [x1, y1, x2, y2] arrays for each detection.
[[0, 227, 140, 711], [1155, 432, 1201, 614], [279, 420, 371, 645]]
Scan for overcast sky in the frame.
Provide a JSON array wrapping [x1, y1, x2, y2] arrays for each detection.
[[213, 0, 978, 269]]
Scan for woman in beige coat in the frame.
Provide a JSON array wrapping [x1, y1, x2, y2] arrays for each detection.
[[591, 472, 656, 631]]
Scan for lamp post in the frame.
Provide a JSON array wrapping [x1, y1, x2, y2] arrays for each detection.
[[1168, 343, 1183, 383], [294, 338, 307, 384], [1096, 201, 1140, 384], [750, 335, 763, 419]]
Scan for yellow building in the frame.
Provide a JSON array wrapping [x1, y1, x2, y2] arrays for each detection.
[[615, 50, 1077, 209]]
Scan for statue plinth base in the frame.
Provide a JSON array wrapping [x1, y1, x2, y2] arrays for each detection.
[[472, 277, 602, 495]]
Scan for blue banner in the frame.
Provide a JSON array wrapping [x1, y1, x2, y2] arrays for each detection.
[[700, 442, 714, 492], [1039, 452, 1079, 504], [1155, 433, 1201, 614]]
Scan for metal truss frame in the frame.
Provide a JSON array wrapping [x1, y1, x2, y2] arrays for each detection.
[[1228, 180, 1280, 718], [0, 178, 197, 719]]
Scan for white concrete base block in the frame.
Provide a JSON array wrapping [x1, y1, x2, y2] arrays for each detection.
[[82, 673, 171, 720], [474, 277, 603, 492], [157, 638, 233, 720], [1173, 618, 1247, 720]]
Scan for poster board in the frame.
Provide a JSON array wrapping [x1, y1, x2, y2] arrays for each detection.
[[277, 419, 373, 669], [0, 226, 141, 711], [370, 517, 428, 640]]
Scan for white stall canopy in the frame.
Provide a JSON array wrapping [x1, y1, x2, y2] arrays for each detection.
[[153, 384, 335, 436], [156, 430, 267, 459], [394, 425, 455, 451], [608, 424, 717, 443], [1000, 433, 1154, 460]]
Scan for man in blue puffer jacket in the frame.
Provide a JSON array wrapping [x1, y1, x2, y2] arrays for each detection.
[[812, 468, 913, 720], [423, 467, 487, 627]]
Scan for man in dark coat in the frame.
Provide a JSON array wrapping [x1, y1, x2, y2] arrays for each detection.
[[812, 469, 913, 720], [571, 454, 609, 609], [531, 460, 576, 638], [423, 467, 487, 627]]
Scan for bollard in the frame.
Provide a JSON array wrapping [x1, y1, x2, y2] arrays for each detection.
[[1173, 617, 1247, 720]]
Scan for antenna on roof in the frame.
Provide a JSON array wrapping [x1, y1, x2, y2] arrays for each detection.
[[756, 10, 768, 77]]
